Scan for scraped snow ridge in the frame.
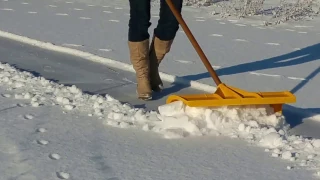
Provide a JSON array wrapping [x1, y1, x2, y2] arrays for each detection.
[[1, 62, 320, 177]]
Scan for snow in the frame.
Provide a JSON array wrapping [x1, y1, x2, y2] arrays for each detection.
[[0, 0, 320, 179], [0, 59, 287, 140], [0, 58, 319, 178], [57, 172, 70, 179], [0, 0, 319, 110]]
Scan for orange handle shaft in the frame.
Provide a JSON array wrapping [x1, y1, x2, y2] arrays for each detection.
[[165, 0, 222, 85]]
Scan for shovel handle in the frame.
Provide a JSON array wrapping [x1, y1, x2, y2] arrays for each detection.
[[165, 0, 222, 86]]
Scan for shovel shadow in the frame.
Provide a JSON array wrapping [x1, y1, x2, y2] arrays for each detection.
[[179, 43, 320, 81], [157, 43, 320, 98]]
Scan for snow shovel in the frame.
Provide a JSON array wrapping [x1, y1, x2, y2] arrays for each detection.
[[164, 0, 296, 114]]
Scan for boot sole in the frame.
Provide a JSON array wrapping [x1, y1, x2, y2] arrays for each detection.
[[139, 96, 152, 101], [136, 90, 152, 101]]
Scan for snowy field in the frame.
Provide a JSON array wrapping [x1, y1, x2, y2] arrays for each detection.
[[0, 0, 320, 179]]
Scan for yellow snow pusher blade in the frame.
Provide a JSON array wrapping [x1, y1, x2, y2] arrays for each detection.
[[166, 83, 296, 114], [165, 0, 296, 114]]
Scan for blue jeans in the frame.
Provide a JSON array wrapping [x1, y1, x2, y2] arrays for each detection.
[[128, 0, 183, 42]]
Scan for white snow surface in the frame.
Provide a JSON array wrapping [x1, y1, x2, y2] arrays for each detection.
[[0, 0, 320, 178], [0, 61, 320, 179]]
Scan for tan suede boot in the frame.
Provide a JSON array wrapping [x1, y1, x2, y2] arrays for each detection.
[[128, 39, 152, 100], [149, 36, 173, 92]]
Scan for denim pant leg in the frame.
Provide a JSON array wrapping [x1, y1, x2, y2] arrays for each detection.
[[128, 0, 151, 42], [154, 0, 183, 41]]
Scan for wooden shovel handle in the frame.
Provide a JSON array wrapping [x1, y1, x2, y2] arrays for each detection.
[[165, 0, 222, 86]]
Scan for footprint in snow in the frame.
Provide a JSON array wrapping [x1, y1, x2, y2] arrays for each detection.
[[234, 39, 248, 42], [285, 29, 295, 32], [122, 78, 135, 84], [174, 60, 193, 64], [195, 19, 205, 22], [37, 140, 49, 145], [212, 65, 221, 69], [2, 93, 11, 98], [265, 42, 280, 46], [294, 25, 313, 28], [114, 7, 123, 9], [109, 19, 120, 22], [28, 12, 37, 14], [65, 1, 74, 3], [103, 11, 113, 13], [36, 128, 47, 133], [219, 22, 226, 24], [79, 17, 91, 20], [104, 78, 114, 82], [24, 114, 34, 120], [99, 48, 113, 52], [73, 8, 83, 11], [21, 2, 29, 4], [228, 19, 238, 23], [209, 34, 223, 37], [57, 172, 70, 179], [56, 13, 69, 16], [235, 24, 246, 27], [1, 8, 14, 11], [87, 4, 95, 7], [48, 5, 57, 8], [249, 72, 281, 77], [49, 153, 61, 160]]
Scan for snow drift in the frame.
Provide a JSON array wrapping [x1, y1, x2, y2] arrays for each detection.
[[0, 62, 320, 178]]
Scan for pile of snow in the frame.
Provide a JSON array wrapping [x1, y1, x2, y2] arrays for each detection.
[[181, 0, 320, 25], [0, 62, 320, 178]]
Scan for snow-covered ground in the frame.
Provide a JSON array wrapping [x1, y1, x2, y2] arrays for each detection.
[[1, 0, 320, 179], [0, 50, 319, 180], [0, 0, 319, 111]]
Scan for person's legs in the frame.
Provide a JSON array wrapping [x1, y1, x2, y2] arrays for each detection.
[[149, 0, 183, 91], [154, 0, 183, 41], [128, 0, 151, 42], [128, 0, 152, 100]]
